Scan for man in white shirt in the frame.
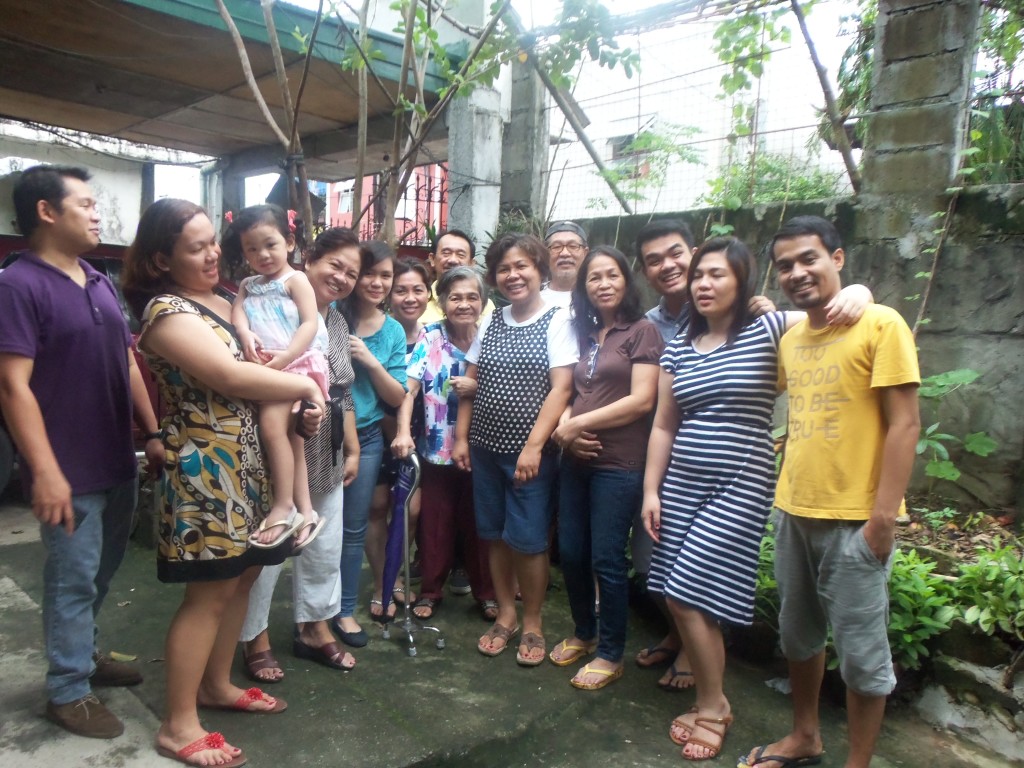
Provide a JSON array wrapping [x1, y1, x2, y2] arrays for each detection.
[[541, 221, 589, 308]]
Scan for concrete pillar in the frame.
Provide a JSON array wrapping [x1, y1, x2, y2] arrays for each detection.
[[446, 85, 502, 248], [207, 171, 244, 226], [140, 162, 155, 214], [500, 59, 549, 221], [861, 0, 980, 200]]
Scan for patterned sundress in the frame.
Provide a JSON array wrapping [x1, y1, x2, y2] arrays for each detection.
[[140, 295, 284, 582]]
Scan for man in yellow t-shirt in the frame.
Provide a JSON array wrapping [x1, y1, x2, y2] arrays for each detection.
[[740, 216, 920, 768], [420, 229, 495, 324]]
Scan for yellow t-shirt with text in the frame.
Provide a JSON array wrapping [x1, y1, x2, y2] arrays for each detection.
[[775, 304, 920, 520]]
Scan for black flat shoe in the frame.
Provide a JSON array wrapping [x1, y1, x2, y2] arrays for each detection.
[[332, 619, 368, 648]]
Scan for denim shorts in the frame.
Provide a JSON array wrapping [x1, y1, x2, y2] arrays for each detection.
[[470, 446, 556, 555], [774, 511, 896, 697]]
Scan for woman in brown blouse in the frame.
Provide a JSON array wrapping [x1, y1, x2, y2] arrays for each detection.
[[548, 245, 663, 690]]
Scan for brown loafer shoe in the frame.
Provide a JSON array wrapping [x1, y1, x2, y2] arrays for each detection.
[[46, 694, 124, 739], [91, 651, 143, 687]]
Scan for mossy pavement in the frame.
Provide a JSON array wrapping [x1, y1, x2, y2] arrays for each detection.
[[0, 503, 1012, 768]]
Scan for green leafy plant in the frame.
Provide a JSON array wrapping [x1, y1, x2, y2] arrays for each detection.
[[887, 548, 957, 671], [954, 539, 1024, 686], [967, 99, 1024, 183], [699, 150, 843, 210], [712, 8, 791, 138], [918, 505, 958, 530], [916, 369, 998, 486], [956, 542, 1024, 643], [754, 521, 779, 632]]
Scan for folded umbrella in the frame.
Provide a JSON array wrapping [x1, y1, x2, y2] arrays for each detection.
[[380, 454, 420, 625]]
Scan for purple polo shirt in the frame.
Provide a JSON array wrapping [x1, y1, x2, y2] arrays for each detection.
[[0, 252, 136, 494]]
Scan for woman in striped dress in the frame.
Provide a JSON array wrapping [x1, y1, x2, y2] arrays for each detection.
[[641, 237, 870, 761]]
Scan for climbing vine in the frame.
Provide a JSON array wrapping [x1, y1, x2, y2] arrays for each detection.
[[711, 6, 792, 139]]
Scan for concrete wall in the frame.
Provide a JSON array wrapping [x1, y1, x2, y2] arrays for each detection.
[[862, 0, 980, 198], [580, 188, 1024, 510], [0, 135, 144, 245], [446, 86, 503, 246]]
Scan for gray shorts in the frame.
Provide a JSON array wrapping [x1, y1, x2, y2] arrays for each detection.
[[774, 511, 896, 697]]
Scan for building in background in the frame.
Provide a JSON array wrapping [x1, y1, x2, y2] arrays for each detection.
[[327, 163, 448, 245], [543, 2, 856, 221]]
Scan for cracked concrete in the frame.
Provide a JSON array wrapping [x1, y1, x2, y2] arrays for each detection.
[[0, 502, 1015, 768]]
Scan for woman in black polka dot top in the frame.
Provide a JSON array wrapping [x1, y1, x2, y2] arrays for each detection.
[[452, 233, 579, 665]]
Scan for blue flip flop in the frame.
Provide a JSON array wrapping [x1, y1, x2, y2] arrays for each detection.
[[635, 643, 676, 668], [657, 663, 695, 691]]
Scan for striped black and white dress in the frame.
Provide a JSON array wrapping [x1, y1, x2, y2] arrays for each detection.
[[647, 311, 785, 626]]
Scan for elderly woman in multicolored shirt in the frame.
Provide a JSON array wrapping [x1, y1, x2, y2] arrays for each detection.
[[391, 265, 496, 622]]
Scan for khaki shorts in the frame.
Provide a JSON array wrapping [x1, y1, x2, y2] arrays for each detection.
[[774, 511, 896, 697]]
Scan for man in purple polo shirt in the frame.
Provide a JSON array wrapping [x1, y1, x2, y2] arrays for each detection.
[[0, 165, 163, 739]]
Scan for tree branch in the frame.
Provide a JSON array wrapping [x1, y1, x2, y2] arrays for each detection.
[[790, 0, 862, 194], [526, 50, 635, 214], [262, 0, 296, 143], [425, 0, 484, 37], [260, 0, 316, 237], [383, 0, 420, 244], [354, 0, 515, 231], [335, 8, 399, 110], [215, 0, 290, 148], [289, 0, 325, 152], [351, 0, 370, 232]]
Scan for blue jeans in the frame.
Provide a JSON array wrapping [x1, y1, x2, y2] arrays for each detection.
[[41, 477, 137, 704], [558, 460, 641, 662], [339, 424, 383, 618]]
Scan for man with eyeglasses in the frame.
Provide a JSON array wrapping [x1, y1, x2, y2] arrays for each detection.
[[542, 221, 589, 309], [421, 228, 495, 323]]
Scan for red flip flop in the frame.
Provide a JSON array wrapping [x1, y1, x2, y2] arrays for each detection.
[[156, 732, 247, 767], [200, 687, 287, 714]]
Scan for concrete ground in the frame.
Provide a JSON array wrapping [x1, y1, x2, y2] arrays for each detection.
[[0, 501, 1014, 768]]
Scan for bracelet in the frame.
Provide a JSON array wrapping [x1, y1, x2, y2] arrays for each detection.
[[144, 430, 164, 441]]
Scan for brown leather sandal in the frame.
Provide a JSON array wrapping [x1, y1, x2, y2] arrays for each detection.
[[681, 714, 733, 761], [242, 647, 283, 684], [478, 622, 520, 656]]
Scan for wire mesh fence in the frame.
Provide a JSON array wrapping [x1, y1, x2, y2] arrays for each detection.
[[542, 3, 858, 221]]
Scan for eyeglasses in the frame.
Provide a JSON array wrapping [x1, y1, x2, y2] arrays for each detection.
[[584, 341, 600, 384], [547, 242, 585, 255]]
